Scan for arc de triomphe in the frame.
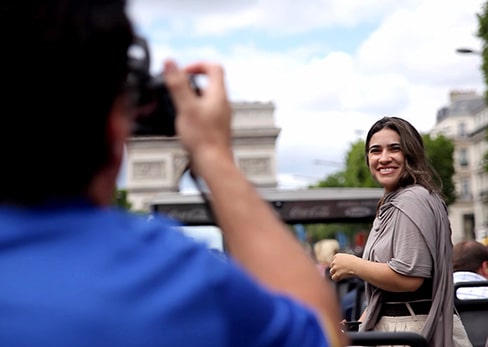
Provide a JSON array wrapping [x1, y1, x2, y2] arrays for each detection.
[[125, 101, 280, 211]]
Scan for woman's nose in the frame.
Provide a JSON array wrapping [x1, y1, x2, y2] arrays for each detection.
[[379, 150, 391, 162]]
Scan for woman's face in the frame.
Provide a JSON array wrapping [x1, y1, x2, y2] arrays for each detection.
[[367, 128, 405, 193]]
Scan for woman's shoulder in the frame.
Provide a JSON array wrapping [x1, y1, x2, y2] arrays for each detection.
[[392, 185, 444, 211], [386, 184, 429, 202], [400, 184, 430, 198]]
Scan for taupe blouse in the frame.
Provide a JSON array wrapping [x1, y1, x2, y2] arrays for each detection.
[[361, 185, 454, 347]]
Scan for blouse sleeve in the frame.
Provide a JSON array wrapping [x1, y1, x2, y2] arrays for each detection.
[[387, 209, 432, 278]]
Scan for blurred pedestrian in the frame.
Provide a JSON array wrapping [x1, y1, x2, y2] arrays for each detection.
[[314, 239, 340, 278], [453, 240, 488, 299]]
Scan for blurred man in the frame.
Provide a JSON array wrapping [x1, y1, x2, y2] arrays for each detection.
[[0, 0, 346, 346], [453, 240, 488, 299]]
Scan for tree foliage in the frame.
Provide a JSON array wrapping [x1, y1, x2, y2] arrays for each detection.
[[477, 1, 488, 102], [423, 133, 456, 205], [308, 140, 378, 247], [113, 189, 132, 210], [484, 131, 488, 173], [477, 3, 488, 186], [315, 140, 379, 189]]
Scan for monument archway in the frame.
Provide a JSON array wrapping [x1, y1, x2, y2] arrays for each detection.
[[125, 101, 280, 211]]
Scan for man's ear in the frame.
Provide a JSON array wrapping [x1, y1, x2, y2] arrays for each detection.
[[481, 260, 488, 279], [107, 95, 132, 164]]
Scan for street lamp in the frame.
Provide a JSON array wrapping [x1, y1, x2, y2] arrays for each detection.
[[456, 48, 481, 55]]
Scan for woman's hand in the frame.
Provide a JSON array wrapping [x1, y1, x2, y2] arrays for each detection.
[[330, 253, 424, 292], [329, 253, 360, 281]]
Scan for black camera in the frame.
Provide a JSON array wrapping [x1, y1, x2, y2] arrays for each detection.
[[127, 37, 199, 137]]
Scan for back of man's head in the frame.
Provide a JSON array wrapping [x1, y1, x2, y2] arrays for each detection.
[[0, 0, 134, 204], [453, 240, 488, 275]]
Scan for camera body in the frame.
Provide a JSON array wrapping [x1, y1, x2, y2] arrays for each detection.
[[128, 37, 198, 137]]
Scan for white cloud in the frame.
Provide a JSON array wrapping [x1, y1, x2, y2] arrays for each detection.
[[126, 0, 487, 189], [129, 0, 418, 36], [277, 173, 319, 190], [250, 0, 414, 33]]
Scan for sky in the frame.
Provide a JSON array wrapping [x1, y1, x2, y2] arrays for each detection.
[[120, 0, 487, 190]]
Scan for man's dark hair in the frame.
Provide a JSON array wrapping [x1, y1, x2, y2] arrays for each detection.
[[0, 0, 134, 204], [453, 240, 488, 273]]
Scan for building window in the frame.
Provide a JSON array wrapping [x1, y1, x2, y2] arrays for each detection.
[[458, 148, 469, 167], [458, 122, 467, 137], [462, 214, 475, 240], [460, 178, 472, 200]]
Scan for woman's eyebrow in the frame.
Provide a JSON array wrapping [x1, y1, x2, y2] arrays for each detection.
[[368, 142, 401, 151]]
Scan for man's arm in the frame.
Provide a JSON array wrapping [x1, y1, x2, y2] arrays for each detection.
[[163, 60, 347, 346]]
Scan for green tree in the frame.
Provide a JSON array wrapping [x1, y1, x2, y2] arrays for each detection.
[[423, 133, 456, 205], [309, 140, 379, 247], [477, 3, 488, 191], [484, 131, 488, 174], [113, 189, 132, 210], [477, 1, 488, 102], [314, 139, 379, 189]]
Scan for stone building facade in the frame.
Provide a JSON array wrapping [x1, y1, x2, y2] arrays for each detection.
[[125, 101, 280, 211], [431, 90, 488, 244]]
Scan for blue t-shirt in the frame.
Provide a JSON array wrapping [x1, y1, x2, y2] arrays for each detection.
[[0, 201, 330, 347]]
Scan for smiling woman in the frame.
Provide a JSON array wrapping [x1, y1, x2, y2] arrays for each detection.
[[329, 116, 472, 347]]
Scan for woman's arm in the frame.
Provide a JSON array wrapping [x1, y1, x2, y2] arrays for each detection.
[[330, 253, 424, 292], [359, 308, 367, 322]]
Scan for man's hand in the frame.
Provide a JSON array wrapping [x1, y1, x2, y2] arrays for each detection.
[[163, 60, 233, 175], [163, 58, 348, 346]]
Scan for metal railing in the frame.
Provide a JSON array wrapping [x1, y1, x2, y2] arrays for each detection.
[[346, 331, 428, 347]]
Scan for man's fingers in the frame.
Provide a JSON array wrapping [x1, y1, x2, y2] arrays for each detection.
[[163, 60, 195, 109], [184, 62, 226, 94], [184, 62, 220, 75]]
